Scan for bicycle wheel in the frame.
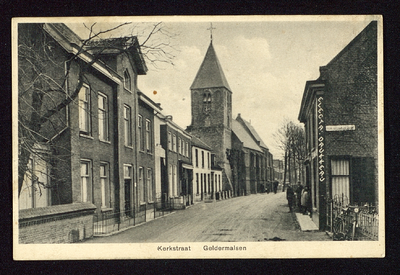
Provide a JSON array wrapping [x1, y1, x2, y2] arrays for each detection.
[[332, 217, 345, 241]]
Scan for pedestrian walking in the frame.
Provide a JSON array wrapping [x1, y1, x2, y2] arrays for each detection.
[[295, 182, 303, 212], [286, 185, 294, 212], [273, 180, 279, 194], [301, 187, 310, 215]]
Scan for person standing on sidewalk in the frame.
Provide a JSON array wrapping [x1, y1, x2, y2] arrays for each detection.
[[295, 182, 303, 212], [301, 187, 310, 215], [286, 185, 295, 212]]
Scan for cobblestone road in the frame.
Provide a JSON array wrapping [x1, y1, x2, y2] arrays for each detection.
[[85, 191, 331, 243]]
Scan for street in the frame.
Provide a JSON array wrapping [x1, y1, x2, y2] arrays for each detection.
[[85, 191, 330, 243]]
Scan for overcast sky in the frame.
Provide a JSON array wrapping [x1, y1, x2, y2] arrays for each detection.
[[67, 16, 374, 158]]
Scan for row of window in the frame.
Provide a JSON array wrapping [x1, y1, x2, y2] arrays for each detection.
[[79, 84, 153, 152], [80, 160, 111, 208], [79, 84, 110, 141], [167, 132, 189, 157], [194, 149, 210, 169], [195, 173, 222, 195]]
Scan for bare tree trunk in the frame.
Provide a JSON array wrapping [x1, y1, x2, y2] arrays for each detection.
[[283, 150, 287, 188]]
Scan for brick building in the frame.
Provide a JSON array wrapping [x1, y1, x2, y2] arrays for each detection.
[[160, 116, 193, 208], [298, 21, 378, 230], [17, 23, 148, 242]]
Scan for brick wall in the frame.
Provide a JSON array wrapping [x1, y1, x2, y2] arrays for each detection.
[[19, 203, 96, 244]]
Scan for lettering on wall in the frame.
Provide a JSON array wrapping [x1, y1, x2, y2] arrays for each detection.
[[317, 96, 325, 183]]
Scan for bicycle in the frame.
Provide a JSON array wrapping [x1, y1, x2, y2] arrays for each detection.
[[332, 206, 359, 241]]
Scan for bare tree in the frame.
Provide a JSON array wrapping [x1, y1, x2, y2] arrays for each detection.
[[18, 22, 177, 198], [274, 119, 306, 188]]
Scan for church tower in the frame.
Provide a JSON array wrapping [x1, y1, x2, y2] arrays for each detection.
[[187, 38, 233, 191]]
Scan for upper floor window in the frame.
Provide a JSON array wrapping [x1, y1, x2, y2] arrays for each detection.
[[168, 132, 172, 150], [138, 115, 143, 151], [178, 137, 182, 154], [79, 84, 91, 135], [124, 105, 132, 146], [145, 119, 151, 152], [185, 141, 189, 157], [195, 149, 198, 167], [124, 70, 131, 91], [172, 134, 176, 152], [98, 92, 109, 141], [201, 151, 205, 168]]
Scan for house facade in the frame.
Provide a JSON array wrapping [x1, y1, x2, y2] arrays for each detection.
[[298, 21, 378, 230], [191, 136, 223, 202], [160, 116, 193, 209]]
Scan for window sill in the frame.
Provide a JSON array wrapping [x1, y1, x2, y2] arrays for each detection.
[[139, 202, 146, 206], [124, 88, 132, 93], [101, 207, 113, 212], [148, 201, 154, 204], [80, 133, 93, 140], [125, 145, 133, 150], [100, 140, 111, 145]]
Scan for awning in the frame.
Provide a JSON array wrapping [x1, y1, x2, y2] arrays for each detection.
[[181, 163, 193, 170]]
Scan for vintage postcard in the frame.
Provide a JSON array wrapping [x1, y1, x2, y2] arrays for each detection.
[[13, 15, 384, 259]]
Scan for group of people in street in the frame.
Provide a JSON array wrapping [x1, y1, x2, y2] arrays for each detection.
[[286, 182, 311, 215], [260, 180, 280, 194]]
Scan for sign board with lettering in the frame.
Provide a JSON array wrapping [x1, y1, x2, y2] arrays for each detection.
[[326, 125, 355, 131]]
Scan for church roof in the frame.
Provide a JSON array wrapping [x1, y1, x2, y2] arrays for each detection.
[[190, 42, 231, 91], [232, 120, 263, 153], [237, 115, 269, 150]]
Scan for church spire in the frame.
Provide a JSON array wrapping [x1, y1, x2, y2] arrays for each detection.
[[190, 40, 231, 91]]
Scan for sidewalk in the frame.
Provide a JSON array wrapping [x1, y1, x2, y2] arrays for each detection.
[[295, 213, 319, 231]]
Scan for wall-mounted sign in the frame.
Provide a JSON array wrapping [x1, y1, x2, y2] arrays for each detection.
[[317, 97, 325, 183], [326, 125, 355, 131]]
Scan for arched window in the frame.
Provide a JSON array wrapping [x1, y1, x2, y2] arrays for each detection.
[[124, 70, 131, 91], [203, 90, 212, 114]]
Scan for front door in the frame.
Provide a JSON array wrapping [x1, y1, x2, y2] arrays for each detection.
[[124, 179, 132, 216]]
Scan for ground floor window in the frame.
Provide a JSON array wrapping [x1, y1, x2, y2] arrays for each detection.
[[173, 165, 177, 197], [168, 165, 173, 197], [331, 159, 350, 203], [139, 167, 145, 203], [196, 173, 199, 195], [19, 157, 51, 210], [100, 162, 109, 208], [147, 168, 153, 202], [81, 160, 92, 202]]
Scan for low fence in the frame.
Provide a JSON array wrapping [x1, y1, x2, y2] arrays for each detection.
[[93, 199, 175, 236], [327, 195, 378, 241]]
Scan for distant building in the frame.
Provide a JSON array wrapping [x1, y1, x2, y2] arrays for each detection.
[[191, 136, 222, 202], [298, 21, 378, 230], [273, 159, 284, 182], [160, 116, 193, 208]]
